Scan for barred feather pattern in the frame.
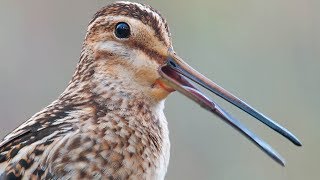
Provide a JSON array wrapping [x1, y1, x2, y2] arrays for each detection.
[[0, 1, 172, 179], [0, 62, 170, 179]]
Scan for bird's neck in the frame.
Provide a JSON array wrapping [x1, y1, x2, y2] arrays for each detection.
[[54, 49, 169, 147], [58, 47, 165, 120]]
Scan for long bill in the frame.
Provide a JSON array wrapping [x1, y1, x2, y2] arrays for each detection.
[[158, 50, 301, 166]]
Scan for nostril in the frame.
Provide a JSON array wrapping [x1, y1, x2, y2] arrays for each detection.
[[168, 60, 177, 68]]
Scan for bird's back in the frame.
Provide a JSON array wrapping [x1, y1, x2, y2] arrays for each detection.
[[0, 95, 170, 179], [0, 100, 82, 179]]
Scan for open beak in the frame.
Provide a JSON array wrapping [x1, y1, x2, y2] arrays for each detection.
[[159, 49, 301, 166]]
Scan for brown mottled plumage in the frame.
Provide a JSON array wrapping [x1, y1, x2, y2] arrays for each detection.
[[0, 1, 171, 179], [0, 0, 302, 179]]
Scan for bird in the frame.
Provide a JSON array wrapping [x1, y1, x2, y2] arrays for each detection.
[[0, 1, 301, 179]]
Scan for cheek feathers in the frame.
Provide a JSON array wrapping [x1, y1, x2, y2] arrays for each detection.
[[92, 40, 171, 101], [94, 41, 161, 83]]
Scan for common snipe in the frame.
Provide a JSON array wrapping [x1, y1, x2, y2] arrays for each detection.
[[0, 1, 301, 179]]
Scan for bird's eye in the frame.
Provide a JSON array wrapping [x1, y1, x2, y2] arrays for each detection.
[[115, 22, 131, 39]]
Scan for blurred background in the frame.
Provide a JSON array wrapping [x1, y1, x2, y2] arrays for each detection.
[[0, 0, 319, 179]]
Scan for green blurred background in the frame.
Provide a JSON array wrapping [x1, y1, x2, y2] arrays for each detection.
[[0, 0, 319, 179]]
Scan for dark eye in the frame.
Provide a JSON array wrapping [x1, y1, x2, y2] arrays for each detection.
[[115, 22, 131, 39]]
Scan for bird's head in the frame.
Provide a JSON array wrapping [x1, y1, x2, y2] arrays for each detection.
[[82, 1, 174, 101], [74, 1, 301, 166]]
